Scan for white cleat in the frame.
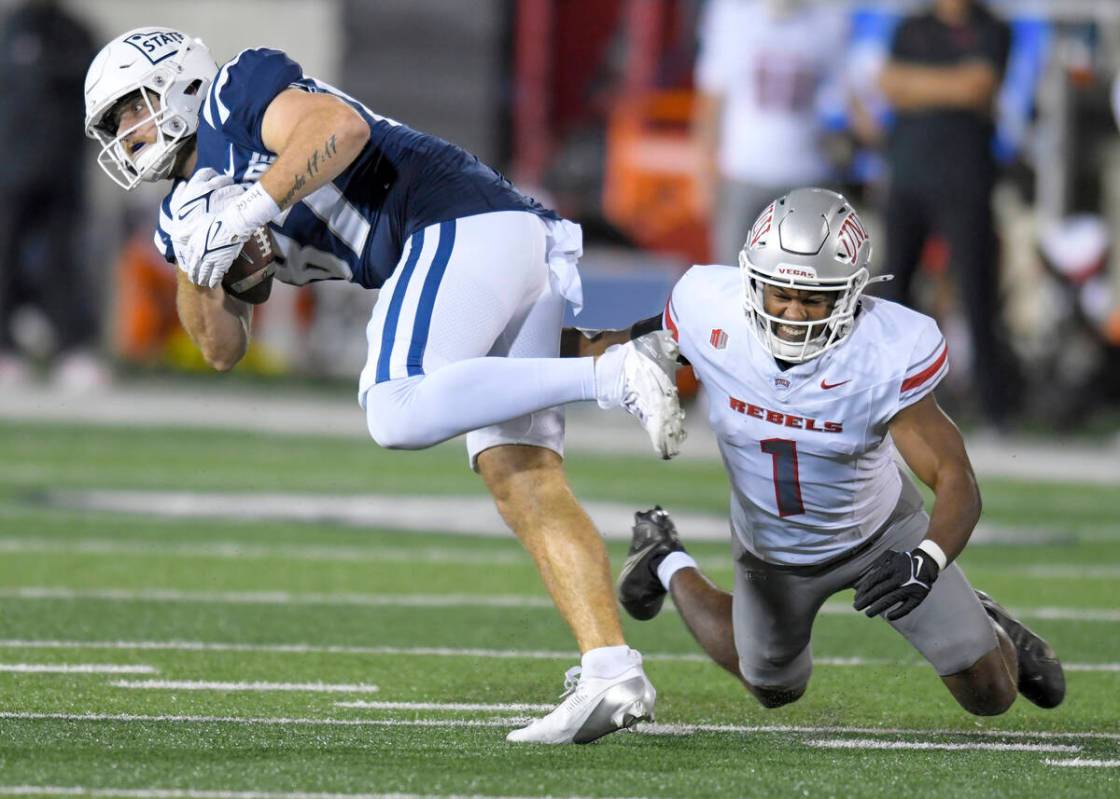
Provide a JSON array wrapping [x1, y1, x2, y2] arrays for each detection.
[[595, 331, 686, 459], [506, 663, 656, 745]]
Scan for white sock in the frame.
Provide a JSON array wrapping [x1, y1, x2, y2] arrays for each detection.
[[581, 645, 639, 679], [656, 551, 698, 591], [593, 344, 626, 408]]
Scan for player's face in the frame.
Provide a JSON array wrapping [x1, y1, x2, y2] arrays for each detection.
[[762, 284, 836, 342], [108, 90, 161, 163]]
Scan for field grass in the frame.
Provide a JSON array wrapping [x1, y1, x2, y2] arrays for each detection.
[[0, 420, 1117, 798]]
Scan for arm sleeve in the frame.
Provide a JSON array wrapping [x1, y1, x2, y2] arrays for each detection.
[[663, 294, 680, 343], [203, 48, 304, 153], [630, 313, 664, 339], [897, 318, 949, 411]]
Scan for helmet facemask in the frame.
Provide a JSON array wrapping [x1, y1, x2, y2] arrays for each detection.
[[737, 189, 884, 364], [740, 258, 870, 363]]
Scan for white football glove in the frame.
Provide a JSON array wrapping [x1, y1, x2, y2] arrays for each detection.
[[169, 169, 251, 285], [171, 168, 282, 289]]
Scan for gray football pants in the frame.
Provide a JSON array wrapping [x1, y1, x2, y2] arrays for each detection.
[[731, 476, 998, 692]]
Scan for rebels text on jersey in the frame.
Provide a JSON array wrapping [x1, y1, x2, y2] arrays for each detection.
[[155, 48, 556, 289], [665, 265, 948, 566]]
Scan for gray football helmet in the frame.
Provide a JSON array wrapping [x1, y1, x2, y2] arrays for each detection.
[[738, 188, 886, 363]]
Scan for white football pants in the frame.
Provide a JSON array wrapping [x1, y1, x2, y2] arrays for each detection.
[[358, 211, 593, 467]]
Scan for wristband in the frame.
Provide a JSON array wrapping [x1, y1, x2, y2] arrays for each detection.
[[916, 539, 948, 571], [229, 181, 282, 235]]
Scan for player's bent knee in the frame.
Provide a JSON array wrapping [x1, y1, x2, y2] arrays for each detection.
[[943, 647, 1017, 716], [364, 381, 439, 450], [961, 687, 1016, 717], [745, 681, 806, 709]]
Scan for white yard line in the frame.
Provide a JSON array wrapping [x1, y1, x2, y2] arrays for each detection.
[[0, 638, 883, 667], [816, 603, 1120, 623], [336, 701, 553, 712], [1042, 758, 1120, 768], [0, 538, 527, 567], [639, 723, 1120, 741], [10, 536, 1118, 578], [0, 588, 555, 610], [40, 489, 1109, 545], [5, 585, 1117, 624], [0, 664, 156, 674], [3, 711, 1118, 744], [110, 680, 379, 694], [2, 638, 1120, 673], [43, 490, 735, 543], [804, 738, 1080, 753], [0, 712, 512, 729], [0, 787, 637, 799], [1004, 565, 1120, 580]]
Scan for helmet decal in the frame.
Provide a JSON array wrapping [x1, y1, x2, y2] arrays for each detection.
[[122, 30, 188, 65]]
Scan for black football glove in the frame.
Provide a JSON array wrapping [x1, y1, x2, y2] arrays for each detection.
[[853, 548, 940, 621]]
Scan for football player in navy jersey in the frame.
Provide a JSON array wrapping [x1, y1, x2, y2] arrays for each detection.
[[84, 27, 686, 744]]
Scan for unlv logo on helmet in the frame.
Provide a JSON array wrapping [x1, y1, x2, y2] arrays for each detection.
[[748, 203, 775, 248], [836, 214, 869, 263]]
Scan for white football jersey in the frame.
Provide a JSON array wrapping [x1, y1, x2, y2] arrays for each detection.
[[666, 265, 948, 566]]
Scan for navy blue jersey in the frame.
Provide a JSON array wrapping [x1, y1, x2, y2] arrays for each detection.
[[156, 48, 556, 289]]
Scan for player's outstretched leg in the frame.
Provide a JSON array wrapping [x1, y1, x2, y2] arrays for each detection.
[[617, 507, 743, 680], [976, 589, 1066, 708], [477, 446, 656, 744]]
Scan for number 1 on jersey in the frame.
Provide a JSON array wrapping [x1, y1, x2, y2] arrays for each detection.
[[760, 438, 804, 517]]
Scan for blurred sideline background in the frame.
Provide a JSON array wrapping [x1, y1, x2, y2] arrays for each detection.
[[0, 0, 1118, 441]]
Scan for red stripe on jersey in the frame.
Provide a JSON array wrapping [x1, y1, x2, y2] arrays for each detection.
[[900, 343, 948, 393], [663, 297, 679, 342]]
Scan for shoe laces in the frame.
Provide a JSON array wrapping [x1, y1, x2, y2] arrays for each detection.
[[559, 666, 582, 699]]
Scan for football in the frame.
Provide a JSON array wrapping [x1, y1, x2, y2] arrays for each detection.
[[222, 227, 277, 304]]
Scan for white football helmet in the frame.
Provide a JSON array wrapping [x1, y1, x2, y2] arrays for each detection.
[[84, 28, 217, 190], [739, 188, 887, 363]]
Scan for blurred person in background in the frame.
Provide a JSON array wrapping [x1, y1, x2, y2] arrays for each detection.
[[0, 0, 102, 387], [84, 27, 686, 745], [878, 0, 1016, 429], [692, 0, 849, 264]]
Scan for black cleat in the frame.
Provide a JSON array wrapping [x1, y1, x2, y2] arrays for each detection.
[[977, 590, 1066, 709], [617, 506, 685, 621]]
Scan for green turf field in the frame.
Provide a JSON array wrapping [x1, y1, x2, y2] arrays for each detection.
[[0, 420, 1116, 798]]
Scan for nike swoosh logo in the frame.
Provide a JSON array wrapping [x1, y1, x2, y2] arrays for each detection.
[[820, 378, 851, 390]]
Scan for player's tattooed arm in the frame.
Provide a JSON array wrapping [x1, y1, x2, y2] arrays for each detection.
[[258, 89, 370, 210]]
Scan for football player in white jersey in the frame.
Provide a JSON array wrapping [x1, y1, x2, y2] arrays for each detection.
[[83, 28, 687, 743], [587, 189, 1064, 714]]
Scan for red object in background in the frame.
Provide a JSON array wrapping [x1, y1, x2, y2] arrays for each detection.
[[602, 90, 710, 264], [114, 233, 180, 362], [511, 0, 692, 188]]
